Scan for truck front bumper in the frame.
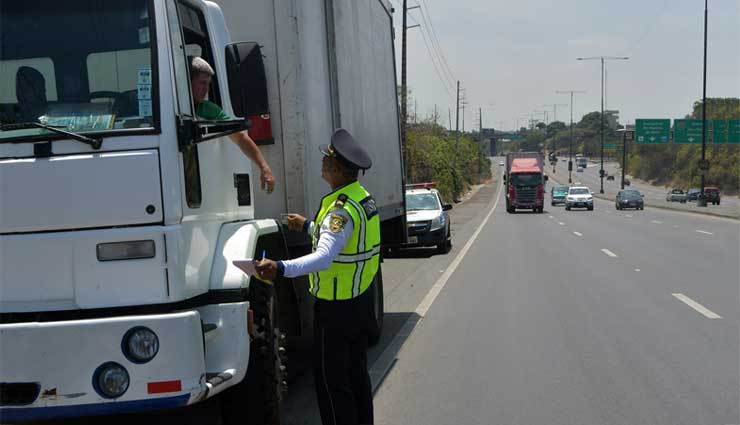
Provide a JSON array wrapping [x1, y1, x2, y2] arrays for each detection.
[[0, 306, 245, 422]]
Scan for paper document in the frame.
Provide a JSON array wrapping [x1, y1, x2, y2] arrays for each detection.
[[232, 259, 259, 277]]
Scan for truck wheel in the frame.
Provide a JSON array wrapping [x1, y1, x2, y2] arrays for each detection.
[[221, 280, 285, 425], [368, 266, 385, 347]]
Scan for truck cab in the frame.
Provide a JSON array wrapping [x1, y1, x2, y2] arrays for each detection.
[[504, 153, 548, 213]]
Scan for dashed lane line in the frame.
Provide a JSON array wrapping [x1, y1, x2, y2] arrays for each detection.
[[672, 293, 721, 319], [601, 249, 618, 258], [559, 222, 565, 226], [651, 220, 663, 224], [695, 230, 713, 235], [573, 231, 583, 237]]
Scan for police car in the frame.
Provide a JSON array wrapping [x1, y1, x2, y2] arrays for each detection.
[[404, 183, 452, 253]]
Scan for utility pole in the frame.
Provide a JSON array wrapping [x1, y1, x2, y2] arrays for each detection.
[[401, 0, 420, 179], [577, 55, 629, 193], [434, 104, 438, 125], [556, 90, 586, 184], [544, 103, 568, 123], [448, 108, 452, 130], [698, 0, 709, 207], [455, 81, 460, 136], [454, 81, 461, 200], [478, 107, 483, 175]]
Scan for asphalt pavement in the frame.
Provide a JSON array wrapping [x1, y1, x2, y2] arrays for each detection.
[[550, 158, 739, 218], [373, 158, 738, 425]]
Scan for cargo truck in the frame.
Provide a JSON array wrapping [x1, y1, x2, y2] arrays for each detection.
[[503, 152, 548, 213], [0, 0, 403, 423]]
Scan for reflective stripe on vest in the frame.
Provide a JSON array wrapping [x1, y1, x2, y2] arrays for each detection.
[[309, 181, 380, 300]]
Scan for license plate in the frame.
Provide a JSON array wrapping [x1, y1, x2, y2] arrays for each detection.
[[408, 236, 418, 244]]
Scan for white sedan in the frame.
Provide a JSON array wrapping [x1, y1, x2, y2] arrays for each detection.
[[565, 186, 594, 211]]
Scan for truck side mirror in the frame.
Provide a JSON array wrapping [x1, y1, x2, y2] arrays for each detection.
[[225, 42, 273, 144], [442, 204, 452, 211]]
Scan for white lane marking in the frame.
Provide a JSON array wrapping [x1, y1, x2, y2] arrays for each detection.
[[559, 222, 565, 226], [651, 220, 663, 224], [548, 215, 554, 219], [605, 210, 611, 214], [634, 268, 641, 272], [673, 225, 679, 228], [601, 249, 618, 258], [415, 179, 502, 317], [625, 214, 633, 218], [573, 231, 583, 237], [672, 293, 722, 319], [695, 230, 713, 235]]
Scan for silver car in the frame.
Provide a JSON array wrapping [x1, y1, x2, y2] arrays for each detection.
[[665, 189, 687, 203]]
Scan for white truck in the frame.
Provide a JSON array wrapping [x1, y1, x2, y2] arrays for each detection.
[[0, 0, 404, 423]]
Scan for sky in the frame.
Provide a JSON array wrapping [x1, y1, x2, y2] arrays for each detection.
[[390, 0, 740, 131]]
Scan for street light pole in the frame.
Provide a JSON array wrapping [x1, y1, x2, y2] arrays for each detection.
[[577, 55, 629, 193], [556, 90, 585, 184], [698, 0, 709, 207]]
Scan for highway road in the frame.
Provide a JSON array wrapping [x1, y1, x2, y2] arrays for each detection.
[[549, 157, 739, 218], [373, 160, 739, 425]]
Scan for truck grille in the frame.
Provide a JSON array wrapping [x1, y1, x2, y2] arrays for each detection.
[[515, 187, 538, 204], [407, 221, 430, 236], [0, 382, 40, 406]]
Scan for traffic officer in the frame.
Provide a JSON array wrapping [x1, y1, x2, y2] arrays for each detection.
[[257, 128, 380, 425]]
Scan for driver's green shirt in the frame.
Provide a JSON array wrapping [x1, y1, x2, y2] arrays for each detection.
[[196, 100, 229, 120]]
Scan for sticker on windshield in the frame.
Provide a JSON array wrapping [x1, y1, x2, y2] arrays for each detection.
[[137, 84, 151, 100], [139, 27, 150, 45], [138, 100, 153, 117], [138, 68, 152, 85]]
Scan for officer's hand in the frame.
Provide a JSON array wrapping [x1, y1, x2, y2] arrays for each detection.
[[260, 167, 276, 193], [255, 259, 278, 281], [287, 214, 306, 231]]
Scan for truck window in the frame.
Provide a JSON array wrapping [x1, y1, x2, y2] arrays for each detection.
[[0, 0, 158, 137]]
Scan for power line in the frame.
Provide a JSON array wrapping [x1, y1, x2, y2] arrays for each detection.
[[409, 14, 454, 99], [417, 0, 456, 84]]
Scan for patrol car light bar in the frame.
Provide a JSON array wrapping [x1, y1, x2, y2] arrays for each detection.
[[405, 182, 436, 190]]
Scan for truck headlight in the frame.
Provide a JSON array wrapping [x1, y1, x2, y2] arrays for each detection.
[[430, 214, 445, 231], [123, 327, 159, 363], [93, 362, 130, 399]]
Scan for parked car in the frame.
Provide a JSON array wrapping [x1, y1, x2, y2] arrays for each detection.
[[551, 185, 569, 206], [404, 186, 452, 253], [576, 166, 584, 173], [623, 178, 631, 186], [606, 175, 615, 181], [687, 188, 701, 201], [565, 186, 594, 211], [704, 186, 721, 205], [666, 189, 687, 203], [499, 160, 505, 166], [615, 189, 644, 210]]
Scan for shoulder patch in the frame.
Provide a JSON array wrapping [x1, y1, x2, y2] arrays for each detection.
[[335, 193, 348, 208], [359, 196, 378, 219], [329, 213, 348, 233]]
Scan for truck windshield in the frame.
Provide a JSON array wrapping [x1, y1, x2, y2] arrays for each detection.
[[0, 0, 157, 141], [510, 173, 541, 186], [406, 193, 440, 211]]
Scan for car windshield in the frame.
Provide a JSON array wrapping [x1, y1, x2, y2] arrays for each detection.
[[553, 186, 568, 194], [621, 191, 641, 198], [406, 193, 440, 211], [0, 0, 156, 141], [569, 188, 590, 195], [705, 188, 719, 193], [511, 172, 541, 186]]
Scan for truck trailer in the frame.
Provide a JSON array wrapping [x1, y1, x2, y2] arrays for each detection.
[[0, 0, 404, 423]]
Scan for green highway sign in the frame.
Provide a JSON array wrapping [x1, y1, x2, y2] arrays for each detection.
[[673, 119, 707, 144], [635, 119, 670, 144], [712, 120, 727, 144], [729, 119, 740, 144], [499, 132, 523, 141]]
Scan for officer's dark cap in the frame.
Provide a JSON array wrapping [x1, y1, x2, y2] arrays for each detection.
[[319, 128, 372, 170]]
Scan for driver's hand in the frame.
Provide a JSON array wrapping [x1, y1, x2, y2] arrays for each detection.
[[255, 259, 278, 281], [261, 167, 275, 193]]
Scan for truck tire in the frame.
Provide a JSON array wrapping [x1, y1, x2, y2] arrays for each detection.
[[220, 280, 285, 425], [368, 266, 385, 347]]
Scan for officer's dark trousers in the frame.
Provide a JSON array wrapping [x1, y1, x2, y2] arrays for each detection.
[[313, 290, 374, 425]]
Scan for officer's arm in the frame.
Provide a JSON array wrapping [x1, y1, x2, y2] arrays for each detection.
[[277, 210, 353, 278]]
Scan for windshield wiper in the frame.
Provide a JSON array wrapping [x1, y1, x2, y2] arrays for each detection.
[[0, 122, 102, 150]]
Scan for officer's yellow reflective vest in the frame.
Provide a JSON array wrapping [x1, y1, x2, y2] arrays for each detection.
[[309, 181, 380, 300]]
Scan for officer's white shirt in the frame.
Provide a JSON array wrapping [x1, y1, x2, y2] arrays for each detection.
[[281, 209, 354, 278]]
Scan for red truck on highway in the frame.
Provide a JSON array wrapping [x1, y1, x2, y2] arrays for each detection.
[[504, 152, 548, 213]]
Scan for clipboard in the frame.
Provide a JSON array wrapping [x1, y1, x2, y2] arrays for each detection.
[[232, 259, 272, 284]]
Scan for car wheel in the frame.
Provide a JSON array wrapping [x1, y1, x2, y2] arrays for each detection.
[[565, 206, 571, 211], [587, 206, 594, 211], [367, 267, 385, 347]]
